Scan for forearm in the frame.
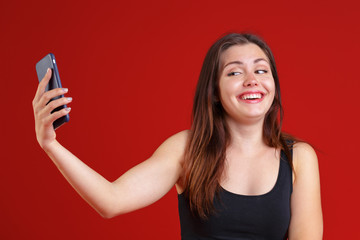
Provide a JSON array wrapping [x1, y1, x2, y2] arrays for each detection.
[[43, 140, 115, 218]]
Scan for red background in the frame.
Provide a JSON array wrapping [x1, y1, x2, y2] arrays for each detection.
[[1, 0, 359, 239]]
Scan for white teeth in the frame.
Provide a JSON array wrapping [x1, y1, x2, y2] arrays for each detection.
[[241, 93, 262, 100]]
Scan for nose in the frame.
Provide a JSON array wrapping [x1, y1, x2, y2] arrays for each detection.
[[243, 73, 258, 87]]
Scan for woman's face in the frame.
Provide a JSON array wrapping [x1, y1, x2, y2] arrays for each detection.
[[218, 43, 275, 124]]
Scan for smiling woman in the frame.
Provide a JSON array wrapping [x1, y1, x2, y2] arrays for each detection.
[[32, 33, 323, 240], [219, 44, 276, 124]]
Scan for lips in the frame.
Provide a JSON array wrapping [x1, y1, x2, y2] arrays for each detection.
[[238, 91, 265, 103]]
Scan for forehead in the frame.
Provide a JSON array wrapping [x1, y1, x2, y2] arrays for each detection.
[[219, 43, 269, 68]]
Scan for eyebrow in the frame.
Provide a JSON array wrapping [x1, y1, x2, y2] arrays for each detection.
[[223, 58, 269, 69]]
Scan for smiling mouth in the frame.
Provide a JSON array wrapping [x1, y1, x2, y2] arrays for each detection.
[[240, 93, 263, 100]]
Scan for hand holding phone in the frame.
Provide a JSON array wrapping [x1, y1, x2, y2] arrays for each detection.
[[35, 53, 69, 129], [33, 53, 72, 149]]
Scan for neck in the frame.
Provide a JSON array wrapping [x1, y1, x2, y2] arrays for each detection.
[[225, 116, 267, 153]]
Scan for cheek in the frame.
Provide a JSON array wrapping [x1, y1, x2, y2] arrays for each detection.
[[219, 83, 236, 108], [219, 78, 240, 97], [266, 81, 276, 107], [218, 79, 228, 101], [263, 78, 276, 96], [218, 80, 236, 112]]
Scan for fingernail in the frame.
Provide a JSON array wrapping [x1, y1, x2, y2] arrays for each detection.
[[47, 68, 50, 73], [63, 88, 68, 93], [66, 107, 71, 112], [67, 97, 72, 102]]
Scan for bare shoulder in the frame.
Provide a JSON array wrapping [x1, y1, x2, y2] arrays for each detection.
[[293, 141, 316, 155], [154, 130, 189, 152], [163, 129, 190, 145], [289, 142, 323, 238], [151, 130, 190, 163], [292, 142, 319, 181]]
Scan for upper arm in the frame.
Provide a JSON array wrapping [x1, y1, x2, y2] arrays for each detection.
[[288, 142, 323, 239], [107, 130, 188, 217]]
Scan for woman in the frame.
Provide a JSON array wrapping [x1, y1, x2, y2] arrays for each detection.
[[33, 33, 323, 239]]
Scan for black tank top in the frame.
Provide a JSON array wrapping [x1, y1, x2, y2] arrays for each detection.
[[178, 150, 292, 240]]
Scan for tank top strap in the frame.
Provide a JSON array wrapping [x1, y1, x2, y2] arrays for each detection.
[[279, 149, 293, 194]]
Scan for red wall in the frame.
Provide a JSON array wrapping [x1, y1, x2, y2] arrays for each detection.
[[1, 0, 359, 239]]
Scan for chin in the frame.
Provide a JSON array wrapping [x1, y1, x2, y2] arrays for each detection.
[[242, 109, 268, 119]]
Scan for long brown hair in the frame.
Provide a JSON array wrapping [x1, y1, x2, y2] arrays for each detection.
[[182, 33, 295, 219]]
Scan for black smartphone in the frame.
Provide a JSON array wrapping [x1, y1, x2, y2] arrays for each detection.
[[36, 53, 69, 130]]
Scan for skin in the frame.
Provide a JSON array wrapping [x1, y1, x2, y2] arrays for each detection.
[[33, 44, 323, 239], [218, 44, 323, 239], [218, 44, 280, 196], [219, 44, 275, 126]]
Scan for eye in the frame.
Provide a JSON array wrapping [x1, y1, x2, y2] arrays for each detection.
[[227, 72, 241, 76], [255, 69, 268, 74]]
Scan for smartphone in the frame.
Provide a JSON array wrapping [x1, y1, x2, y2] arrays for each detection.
[[36, 53, 69, 130]]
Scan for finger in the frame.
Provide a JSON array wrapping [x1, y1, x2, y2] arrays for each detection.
[[37, 95, 71, 119], [43, 107, 71, 126], [41, 96, 72, 117], [37, 87, 69, 110], [33, 68, 52, 104], [39, 68, 52, 91]]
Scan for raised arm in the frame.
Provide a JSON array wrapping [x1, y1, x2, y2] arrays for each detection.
[[32, 69, 187, 218], [288, 142, 323, 239]]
